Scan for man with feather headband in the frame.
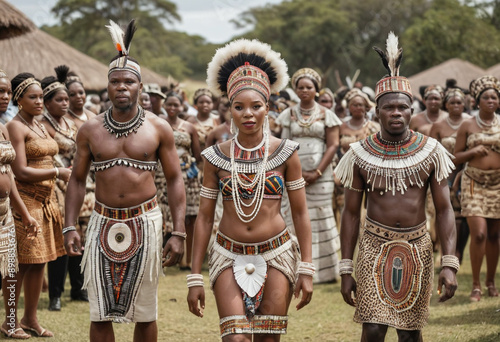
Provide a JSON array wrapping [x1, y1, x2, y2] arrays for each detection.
[[334, 33, 458, 341], [63, 19, 186, 341]]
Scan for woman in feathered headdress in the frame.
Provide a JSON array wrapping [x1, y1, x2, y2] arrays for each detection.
[[187, 39, 314, 339]]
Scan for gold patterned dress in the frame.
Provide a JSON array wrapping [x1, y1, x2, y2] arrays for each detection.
[[15, 133, 65, 264]]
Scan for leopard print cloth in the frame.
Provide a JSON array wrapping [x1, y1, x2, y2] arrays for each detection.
[[461, 165, 500, 219], [354, 218, 433, 331]]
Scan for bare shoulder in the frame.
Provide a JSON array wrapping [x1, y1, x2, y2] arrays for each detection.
[[145, 111, 171, 131], [186, 115, 197, 124]]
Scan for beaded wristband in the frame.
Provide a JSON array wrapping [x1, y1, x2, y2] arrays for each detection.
[[297, 261, 316, 277], [200, 186, 218, 199], [348, 186, 364, 193], [285, 177, 306, 191], [315, 169, 322, 177], [171, 231, 187, 239], [186, 274, 204, 288], [62, 226, 77, 234], [339, 259, 354, 275], [441, 255, 460, 272]]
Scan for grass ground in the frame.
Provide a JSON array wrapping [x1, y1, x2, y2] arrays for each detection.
[[1, 243, 499, 341]]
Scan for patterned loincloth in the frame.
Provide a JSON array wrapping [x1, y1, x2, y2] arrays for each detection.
[[0, 197, 17, 276], [461, 165, 500, 219], [354, 217, 433, 331], [81, 197, 163, 323], [209, 229, 299, 337]]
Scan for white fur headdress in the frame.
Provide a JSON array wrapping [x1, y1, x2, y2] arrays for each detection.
[[206, 39, 289, 101]]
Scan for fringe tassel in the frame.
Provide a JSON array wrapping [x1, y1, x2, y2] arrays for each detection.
[[334, 137, 455, 195]]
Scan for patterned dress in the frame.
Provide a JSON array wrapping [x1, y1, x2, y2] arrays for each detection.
[[15, 132, 65, 264], [276, 105, 342, 283]]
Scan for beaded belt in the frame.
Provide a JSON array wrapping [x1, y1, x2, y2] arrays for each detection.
[[94, 196, 158, 220], [364, 217, 427, 241], [216, 229, 290, 255]]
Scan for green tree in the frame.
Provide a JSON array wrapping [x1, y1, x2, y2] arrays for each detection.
[[43, 0, 209, 80], [403, 0, 500, 73], [236, 0, 430, 90]]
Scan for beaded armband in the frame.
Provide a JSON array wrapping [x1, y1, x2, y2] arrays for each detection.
[[171, 231, 187, 239], [285, 177, 306, 191], [200, 186, 219, 199], [347, 186, 364, 193], [339, 259, 354, 275], [186, 274, 204, 288], [297, 261, 315, 277], [441, 255, 460, 272], [62, 226, 77, 234]]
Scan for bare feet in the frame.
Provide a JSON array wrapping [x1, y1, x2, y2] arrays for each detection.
[[470, 288, 482, 302], [487, 285, 499, 297]]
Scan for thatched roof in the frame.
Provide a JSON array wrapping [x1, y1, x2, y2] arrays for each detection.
[[0, 0, 176, 91], [407, 58, 486, 97], [485, 63, 500, 79]]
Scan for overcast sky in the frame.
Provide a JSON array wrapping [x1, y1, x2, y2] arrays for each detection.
[[9, 0, 283, 43]]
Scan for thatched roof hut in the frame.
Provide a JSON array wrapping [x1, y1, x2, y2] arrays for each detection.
[[0, 0, 176, 91], [485, 63, 500, 80], [407, 58, 486, 97]]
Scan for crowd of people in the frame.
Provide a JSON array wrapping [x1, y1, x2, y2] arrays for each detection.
[[0, 21, 498, 342]]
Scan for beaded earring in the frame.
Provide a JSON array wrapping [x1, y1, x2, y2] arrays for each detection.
[[230, 118, 238, 135], [263, 115, 270, 134]]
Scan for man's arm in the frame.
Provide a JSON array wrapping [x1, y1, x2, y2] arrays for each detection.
[[157, 118, 186, 266], [430, 173, 458, 302], [64, 124, 93, 256]]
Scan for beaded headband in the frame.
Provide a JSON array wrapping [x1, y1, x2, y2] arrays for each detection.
[[0, 69, 8, 78], [344, 88, 374, 110], [227, 63, 271, 101], [470, 75, 500, 101], [318, 88, 334, 100], [193, 88, 214, 103], [106, 19, 141, 81], [424, 85, 444, 100], [13, 78, 41, 102], [373, 32, 413, 102], [43, 82, 66, 99], [444, 88, 465, 103], [291, 68, 321, 91]]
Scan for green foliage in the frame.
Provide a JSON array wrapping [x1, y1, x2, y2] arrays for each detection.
[[43, 0, 213, 81], [403, 0, 500, 74]]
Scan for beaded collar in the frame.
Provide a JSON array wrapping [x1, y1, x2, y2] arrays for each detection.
[[201, 138, 299, 173], [91, 157, 158, 172], [103, 106, 145, 138], [334, 130, 455, 195]]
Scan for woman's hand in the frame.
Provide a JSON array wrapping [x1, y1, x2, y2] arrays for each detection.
[[294, 274, 313, 310], [470, 145, 489, 157], [187, 286, 205, 317], [58, 167, 72, 182], [22, 214, 39, 239], [302, 170, 320, 185]]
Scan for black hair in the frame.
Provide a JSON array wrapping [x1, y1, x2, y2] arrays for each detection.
[[11, 72, 38, 106], [165, 91, 184, 105], [41, 65, 69, 101], [66, 71, 84, 89]]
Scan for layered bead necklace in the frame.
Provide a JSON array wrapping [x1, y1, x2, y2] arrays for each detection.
[[103, 106, 145, 138], [43, 113, 76, 141], [476, 113, 499, 130], [230, 129, 269, 223], [446, 115, 463, 130], [294, 102, 319, 128]]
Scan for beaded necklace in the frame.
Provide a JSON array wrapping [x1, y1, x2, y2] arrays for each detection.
[[346, 118, 367, 131], [476, 113, 498, 130], [43, 113, 76, 141], [230, 131, 269, 223], [68, 109, 88, 121], [103, 106, 145, 138], [335, 130, 454, 195], [446, 116, 463, 130], [294, 103, 319, 128], [17, 113, 47, 139]]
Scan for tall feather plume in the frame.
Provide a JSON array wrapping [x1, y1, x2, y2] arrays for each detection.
[[373, 31, 404, 77], [106, 20, 126, 55], [123, 19, 137, 55], [54, 65, 69, 83]]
